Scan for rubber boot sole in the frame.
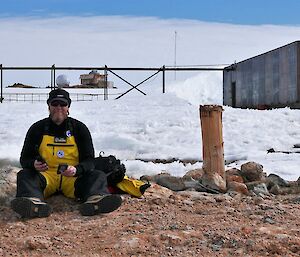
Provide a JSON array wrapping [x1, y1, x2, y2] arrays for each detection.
[[11, 197, 51, 218], [79, 195, 122, 216]]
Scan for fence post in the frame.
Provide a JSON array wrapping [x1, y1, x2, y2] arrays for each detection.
[[0, 64, 3, 103], [51, 66, 53, 90], [52, 64, 56, 89], [162, 65, 165, 93], [199, 105, 226, 192], [104, 65, 108, 100]]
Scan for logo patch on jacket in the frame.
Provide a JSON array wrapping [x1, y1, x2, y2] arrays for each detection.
[[66, 130, 72, 137], [54, 137, 67, 143], [57, 150, 65, 158]]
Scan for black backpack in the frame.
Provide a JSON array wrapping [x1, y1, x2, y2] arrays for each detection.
[[94, 154, 126, 186]]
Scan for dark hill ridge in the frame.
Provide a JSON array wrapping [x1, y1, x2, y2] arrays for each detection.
[[7, 83, 36, 88]]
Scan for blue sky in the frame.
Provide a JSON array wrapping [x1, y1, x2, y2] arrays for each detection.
[[1, 0, 300, 25]]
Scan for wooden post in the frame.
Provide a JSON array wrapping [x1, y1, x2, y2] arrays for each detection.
[[200, 105, 226, 192]]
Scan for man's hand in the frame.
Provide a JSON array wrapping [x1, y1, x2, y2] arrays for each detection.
[[34, 160, 48, 172], [61, 165, 77, 177]]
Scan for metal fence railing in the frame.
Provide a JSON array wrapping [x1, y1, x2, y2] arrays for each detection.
[[0, 65, 227, 103], [2, 92, 121, 102]]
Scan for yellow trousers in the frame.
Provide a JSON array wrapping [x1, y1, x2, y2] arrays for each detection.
[[41, 171, 77, 199]]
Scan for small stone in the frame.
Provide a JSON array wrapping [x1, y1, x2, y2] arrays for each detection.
[[160, 233, 182, 246], [155, 176, 186, 191], [269, 184, 282, 195], [201, 173, 226, 193], [127, 237, 140, 248], [241, 162, 264, 182], [153, 172, 171, 182], [177, 191, 216, 203], [182, 178, 206, 191], [253, 183, 269, 196], [266, 174, 289, 188], [263, 216, 276, 224], [288, 196, 300, 203], [25, 236, 52, 250], [140, 175, 154, 182], [226, 175, 244, 184], [226, 168, 242, 177], [183, 168, 204, 180], [246, 182, 269, 196], [182, 199, 194, 206], [227, 181, 249, 195], [211, 243, 222, 251]]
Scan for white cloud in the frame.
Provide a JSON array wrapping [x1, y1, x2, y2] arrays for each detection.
[[1, 16, 300, 87]]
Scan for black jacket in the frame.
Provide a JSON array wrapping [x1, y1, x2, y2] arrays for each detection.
[[20, 117, 95, 176]]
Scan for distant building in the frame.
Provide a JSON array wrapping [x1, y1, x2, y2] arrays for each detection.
[[79, 70, 114, 88], [223, 41, 300, 109]]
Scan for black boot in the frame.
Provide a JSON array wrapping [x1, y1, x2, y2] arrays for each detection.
[[11, 197, 52, 218], [79, 194, 122, 216]]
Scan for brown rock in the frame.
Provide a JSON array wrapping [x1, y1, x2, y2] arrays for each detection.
[[269, 184, 282, 195], [155, 176, 186, 191], [140, 175, 154, 182], [266, 173, 289, 188], [160, 233, 183, 246], [140, 172, 172, 183], [227, 181, 249, 195], [153, 172, 171, 181], [226, 168, 241, 177], [145, 183, 174, 198], [226, 175, 244, 184], [241, 162, 264, 182], [183, 168, 204, 180], [246, 182, 269, 196], [0, 167, 19, 206], [270, 185, 300, 195], [24, 236, 52, 250], [201, 173, 226, 193], [226, 168, 244, 184]]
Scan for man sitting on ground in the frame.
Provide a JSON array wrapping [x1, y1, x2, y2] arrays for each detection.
[[11, 76, 122, 218]]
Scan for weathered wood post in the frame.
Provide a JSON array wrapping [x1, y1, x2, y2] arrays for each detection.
[[200, 105, 226, 192]]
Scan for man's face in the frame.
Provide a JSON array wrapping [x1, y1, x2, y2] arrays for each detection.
[[49, 100, 69, 125]]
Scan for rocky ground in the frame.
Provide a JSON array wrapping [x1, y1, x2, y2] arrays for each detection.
[[0, 166, 300, 257]]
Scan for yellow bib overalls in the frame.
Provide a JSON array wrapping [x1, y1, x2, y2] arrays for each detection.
[[39, 134, 79, 199]]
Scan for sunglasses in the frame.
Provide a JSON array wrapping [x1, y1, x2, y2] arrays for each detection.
[[50, 101, 68, 107]]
